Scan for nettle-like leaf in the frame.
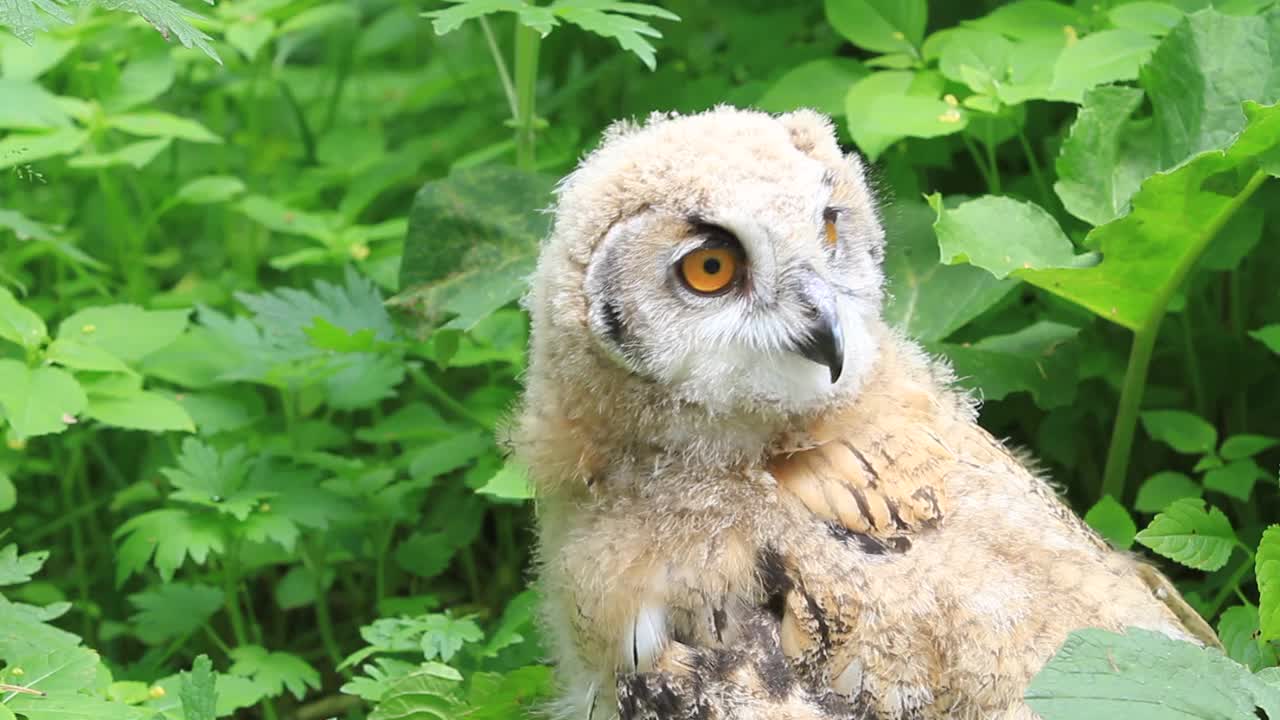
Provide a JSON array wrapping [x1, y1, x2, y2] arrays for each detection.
[[128, 582, 223, 645], [0, 0, 71, 43], [145, 669, 264, 719], [1259, 525, 1280, 644], [419, 614, 484, 662], [1135, 498, 1237, 571], [96, 0, 221, 64], [2, 646, 155, 720], [179, 655, 217, 720], [1219, 605, 1278, 671], [426, 0, 679, 70], [228, 646, 320, 701], [366, 664, 462, 720], [1026, 627, 1280, 719], [395, 166, 555, 330], [1083, 495, 1137, 550], [1134, 471, 1202, 513]]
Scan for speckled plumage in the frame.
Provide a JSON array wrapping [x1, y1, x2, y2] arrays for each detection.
[[510, 107, 1217, 720]]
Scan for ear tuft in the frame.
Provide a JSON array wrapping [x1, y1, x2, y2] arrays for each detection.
[[777, 109, 842, 163]]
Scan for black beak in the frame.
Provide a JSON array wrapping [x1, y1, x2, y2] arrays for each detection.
[[794, 279, 845, 384]]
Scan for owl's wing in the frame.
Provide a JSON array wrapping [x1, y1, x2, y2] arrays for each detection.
[[768, 407, 954, 546]]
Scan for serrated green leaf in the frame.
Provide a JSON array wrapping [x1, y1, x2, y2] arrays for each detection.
[[1026, 626, 1280, 718], [1084, 495, 1137, 549], [0, 544, 48, 585], [0, 360, 86, 438], [0, 0, 71, 44], [0, 285, 46, 350], [475, 460, 532, 501], [179, 655, 217, 720], [1219, 605, 1278, 670], [927, 193, 1092, 278], [464, 666, 553, 719], [367, 664, 462, 720], [129, 582, 223, 646], [114, 508, 227, 584], [162, 439, 264, 520], [229, 646, 320, 701], [1141, 410, 1218, 454], [1135, 498, 1237, 571], [1135, 471, 1202, 513], [1259, 525, 1280, 643], [551, 2, 680, 71], [824, 0, 925, 54]]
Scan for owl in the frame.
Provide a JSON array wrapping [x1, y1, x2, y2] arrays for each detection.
[[509, 107, 1218, 720]]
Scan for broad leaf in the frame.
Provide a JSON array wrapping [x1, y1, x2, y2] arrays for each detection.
[[1252, 325, 1280, 354], [1047, 29, 1158, 103], [755, 58, 868, 116], [1027, 627, 1280, 718], [475, 460, 532, 501], [1204, 458, 1267, 500], [114, 508, 227, 584], [367, 665, 461, 720], [87, 389, 196, 433], [1221, 434, 1279, 460], [1259, 525, 1280, 643], [1084, 495, 1137, 549], [129, 582, 224, 645], [1135, 498, 1236, 571], [1219, 605, 1278, 671], [927, 194, 1091, 278], [1055, 85, 1157, 226], [935, 321, 1080, 408], [57, 305, 189, 363], [844, 71, 965, 161], [396, 166, 554, 330], [824, 0, 926, 54], [0, 543, 48, 585], [1024, 101, 1280, 329], [0, 285, 46, 351], [1141, 410, 1217, 454], [1134, 471, 1202, 513], [228, 646, 320, 700], [106, 112, 221, 143], [0, 360, 86, 438]]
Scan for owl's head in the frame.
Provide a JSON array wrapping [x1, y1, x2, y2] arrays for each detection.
[[525, 107, 886, 454]]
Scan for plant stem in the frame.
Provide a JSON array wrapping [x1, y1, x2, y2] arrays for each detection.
[[408, 367, 490, 428], [961, 135, 995, 194], [1227, 271, 1249, 433], [59, 448, 91, 639], [1016, 128, 1052, 208], [223, 547, 250, 646], [303, 541, 346, 673], [1100, 170, 1269, 500], [479, 16, 519, 121], [1180, 310, 1208, 417], [513, 20, 540, 171]]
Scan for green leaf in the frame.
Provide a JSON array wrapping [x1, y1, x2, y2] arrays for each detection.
[[68, 137, 171, 169], [1222, 434, 1280, 460], [57, 305, 189, 363], [367, 664, 461, 720], [935, 321, 1080, 408], [1084, 495, 1137, 550], [0, 0, 72, 44], [927, 193, 1091, 278], [114, 508, 227, 584], [1026, 101, 1280, 328], [1047, 29, 1159, 103], [1140, 9, 1280, 168], [1026, 626, 1280, 718], [963, 0, 1082, 43], [1204, 458, 1267, 501], [1219, 605, 1278, 671], [1109, 2, 1185, 36], [938, 29, 1011, 96], [226, 16, 275, 61], [236, 195, 335, 242], [103, 49, 174, 112], [0, 207, 55, 242], [1055, 85, 1157, 227], [175, 175, 246, 205], [408, 432, 492, 481], [3, 646, 97, 695], [755, 58, 868, 116], [824, 0, 926, 54], [354, 403, 448, 444], [179, 655, 217, 720], [0, 78, 69, 130], [419, 614, 483, 662], [1252, 325, 1280, 354], [0, 471, 14, 512], [1134, 471, 1202, 513], [1135, 497, 1236, 571], [475, 460, 532, 501], [0, 128, 87, 170], [129, 582, 223, 645], [1141, 410, 1218, 454], [0, 544, 48, 585], [106, 112, 221, 144], [843, 71, 965, 161], [87, 389, 196, 433], [8, 694, 158, 720], [396, 166, 554, 329], [0, 285, 47, 350], [1259, 525, 1280, 643], [0, 360, 87, 439], [147, 670, 263, 718], [45, 339, 132, 374], [229, 646, 321, 701], [551, 2, 681, 71], [162, 439, 263, 521], [464, 666, 553, 719]]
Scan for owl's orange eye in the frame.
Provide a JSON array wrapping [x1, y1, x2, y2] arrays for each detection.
[[679, 247, 739, 295], [824, 219, 839, 247], [823, 207, 841, 247]]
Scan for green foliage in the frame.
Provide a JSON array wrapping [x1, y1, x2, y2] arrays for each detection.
[[3, 0, 1280, 716]]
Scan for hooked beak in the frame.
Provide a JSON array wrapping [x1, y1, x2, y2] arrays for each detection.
[[793, 276, 845, 384]]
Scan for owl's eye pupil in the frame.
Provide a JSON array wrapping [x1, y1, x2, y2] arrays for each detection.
[[703, 258, 722, 275], [678, 246, 740, 295]]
